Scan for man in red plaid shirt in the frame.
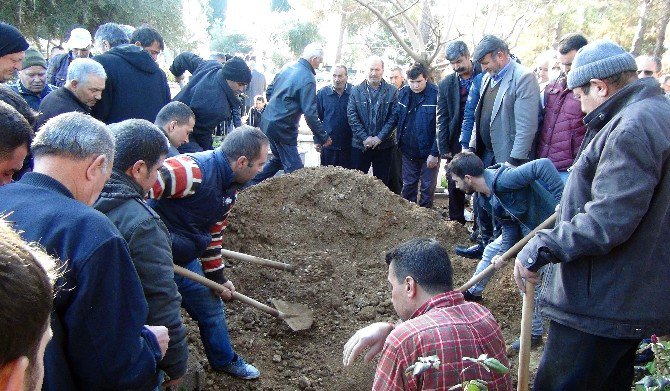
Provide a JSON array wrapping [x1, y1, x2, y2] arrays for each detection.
[[343, 238, 511, 390]]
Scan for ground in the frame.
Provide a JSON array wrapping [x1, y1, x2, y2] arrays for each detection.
[[178, 166, 543, 390]]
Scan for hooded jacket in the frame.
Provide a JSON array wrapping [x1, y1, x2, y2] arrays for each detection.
[[92, 44, 171, 124], [518, 78, 670, 339], [94, 170, 188, 381]]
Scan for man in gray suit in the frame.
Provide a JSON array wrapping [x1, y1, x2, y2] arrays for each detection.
[[471, 35, 540, 167]]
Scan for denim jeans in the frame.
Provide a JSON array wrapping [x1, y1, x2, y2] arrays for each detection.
[[251, 138, 303, 185], [400, 154, 439, 208], [468, 235, 544, 336], [174, 259, 235, 369]]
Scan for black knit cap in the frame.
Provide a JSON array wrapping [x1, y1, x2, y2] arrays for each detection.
[[0, 23, 29, 57], [221, 57, 252, 84]]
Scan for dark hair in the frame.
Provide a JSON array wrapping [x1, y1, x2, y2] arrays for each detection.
[[154, 102, 195, 129], [253, 95, 266, 103], [94, 23, 129, 49], [579, 70, 637, 95], [109, 119, 168, 172], [406, 62, 429, 80], [130, 25, 164, 50], [557, 33, 588, 55], [221, 125, 268, 162], [333, 64, 348, 74], [0, 101, 34, 160], [0, 219, 53, 372], [0, 85, 36, 127], [447, 152, 485, 178], [445, 40, 470, 62], [385, 238, 453, 294]]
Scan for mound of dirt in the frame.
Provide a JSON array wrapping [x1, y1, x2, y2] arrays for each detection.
[[184, 166, 531, 390]]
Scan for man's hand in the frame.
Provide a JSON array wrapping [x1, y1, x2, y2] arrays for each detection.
[[215, 280, 236, 301], [363, 136, 374, 149], [322, 137, 333, 149], [513, 258, 540, 292], [163, 377, 184, 388], [368, 136, 382, 149], [145, 325, 169, 358], [426, 155, 439, 169], [343, 322, 394, 366], [315, 144, 322, 152], [491, 255, 505, 270]]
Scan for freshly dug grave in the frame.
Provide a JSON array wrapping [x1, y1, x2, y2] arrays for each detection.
[[183, 166, 536, 390]]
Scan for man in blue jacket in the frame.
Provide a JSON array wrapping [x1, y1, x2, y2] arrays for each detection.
[[251, 43, 332, 184], [381, 62, 439, 207], [447, 152, 563, 354], [0, 112, 169, 390], [316, 64, 353, 168]]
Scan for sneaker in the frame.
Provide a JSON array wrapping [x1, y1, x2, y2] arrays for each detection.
[[463, 291, 483, 302], [506, 334, 543, 357], [218, 356, 260, 380]]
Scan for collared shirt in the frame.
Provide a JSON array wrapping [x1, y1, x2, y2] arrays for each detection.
[[9, 81, 56, 111], [373, 291, 512, 391], [490, 59, 513, 87]]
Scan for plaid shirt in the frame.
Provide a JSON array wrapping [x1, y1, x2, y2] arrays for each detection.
[[373, 291, 512, 391]]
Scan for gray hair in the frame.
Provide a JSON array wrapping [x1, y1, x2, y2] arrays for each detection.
[[93, 23, 129, 51], [32, 112, 115, 171], [445, 40, 470, 62], [66, 58, 106, 85], [366, 55, 385, 69], [221, 125, 268, 162], [301, 43, 324, 61], [636, 54, 662, 73]]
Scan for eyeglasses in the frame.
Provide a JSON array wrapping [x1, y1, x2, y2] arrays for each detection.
[[637, 70, 655, 76]]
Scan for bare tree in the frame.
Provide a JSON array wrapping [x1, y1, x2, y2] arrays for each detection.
[[631, 0, 654, 55], [654, 0, 670, 58]]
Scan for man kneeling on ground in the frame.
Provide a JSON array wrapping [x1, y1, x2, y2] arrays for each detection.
[[343, 238, 511, 390]]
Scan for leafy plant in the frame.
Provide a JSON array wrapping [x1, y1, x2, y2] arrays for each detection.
[[450, 354, 509, 391], [636, 335, 670, 391]]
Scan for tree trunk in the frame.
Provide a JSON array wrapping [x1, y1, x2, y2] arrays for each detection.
[[654, 0, 670, 58], [335, 12, 347, 64], [631, 0, 654, 55]]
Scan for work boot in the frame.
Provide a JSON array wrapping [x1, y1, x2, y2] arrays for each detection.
[[454, 243, 484, 259], [506, 334, 543, 357], [463, 291, 483, 302], [217, 356, 260, 380]]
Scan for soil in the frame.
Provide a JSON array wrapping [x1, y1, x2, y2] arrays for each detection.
[[182, 166, 542, 390]]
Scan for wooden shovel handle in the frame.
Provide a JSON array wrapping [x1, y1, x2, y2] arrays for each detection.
[[221, 248, 296, 272], [173, 264, 283, 319], [457, 212, 557, 292], [517, 280, 535, 391]]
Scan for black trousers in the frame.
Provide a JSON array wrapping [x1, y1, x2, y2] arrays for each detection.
[[533, 320, 641, 391], [446, 173, 465, 224]]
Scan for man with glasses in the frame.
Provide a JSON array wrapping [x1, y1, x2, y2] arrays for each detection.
[[635, 55, 662, 79]]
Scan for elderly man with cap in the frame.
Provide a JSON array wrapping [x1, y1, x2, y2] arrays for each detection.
[[46, 27, 92, 87], [170, 53, 251, 152], [514, 40, 670, 390], [0, 22, 29, 83], [9, 48, 57, 111]]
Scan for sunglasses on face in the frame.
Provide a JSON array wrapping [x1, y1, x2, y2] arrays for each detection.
[[637, 70, 655, 76]]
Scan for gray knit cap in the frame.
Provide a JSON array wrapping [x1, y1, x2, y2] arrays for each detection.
[[567, 39, 637, 89]]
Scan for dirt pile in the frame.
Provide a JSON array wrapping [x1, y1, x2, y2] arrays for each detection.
[[184, 166, 528, 390]]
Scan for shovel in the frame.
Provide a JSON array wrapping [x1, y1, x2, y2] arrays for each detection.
[[173, 265, 313, 331], [456, 211, 558, 292], [517, 280, 535, 391], [221, 248, 296, 272]]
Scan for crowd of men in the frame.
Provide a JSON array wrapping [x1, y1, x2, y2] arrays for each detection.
[[0, 18, 669, 391]]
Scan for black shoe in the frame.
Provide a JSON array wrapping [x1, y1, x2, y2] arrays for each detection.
[[463, 291, 483, 302], [455, 243, 484, 259], [469, 230, 479, 243]]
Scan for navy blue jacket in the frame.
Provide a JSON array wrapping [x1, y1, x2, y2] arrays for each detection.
[[9, 81, 56, 111], [92, 44, 171, 124], [0, 173, 161, 390], [261, 58, 329, 145], [36, 86, 91, 129], [382, 82, 439, 159], [316, 83, 353, 150], [148, 148, 237, 284], [171, 52, 243, 150]]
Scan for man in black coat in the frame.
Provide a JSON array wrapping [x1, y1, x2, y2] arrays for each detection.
[[36, 58, 107, 128], [92, 26, 171, 124], [170, 53, 250, 152], [94, 119, 188, 387]]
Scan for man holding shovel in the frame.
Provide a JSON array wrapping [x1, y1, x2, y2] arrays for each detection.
[[514, 40, 670, 390], [149, 125, 268, 380], [447, 152, 563, 355]]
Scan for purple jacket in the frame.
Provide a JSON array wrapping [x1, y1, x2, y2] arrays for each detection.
[[536, 77, 586, 171]]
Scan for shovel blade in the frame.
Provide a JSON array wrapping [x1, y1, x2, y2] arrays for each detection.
[[271, 299, 314, 331]]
